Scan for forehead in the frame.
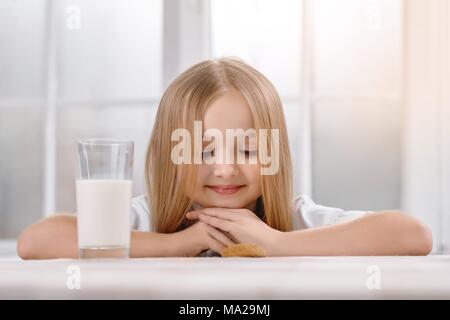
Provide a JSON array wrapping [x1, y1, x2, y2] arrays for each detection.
[[203, 90, 254, 131]]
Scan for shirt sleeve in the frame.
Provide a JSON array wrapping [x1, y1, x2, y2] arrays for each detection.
[[294, 194, 375, 229], [130, 194, 151, 231]]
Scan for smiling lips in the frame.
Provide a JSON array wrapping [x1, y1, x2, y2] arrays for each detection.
[[206, 185, 245, 195]]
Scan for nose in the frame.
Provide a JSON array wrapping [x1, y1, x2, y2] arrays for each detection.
[[213, 163, 239, 179]]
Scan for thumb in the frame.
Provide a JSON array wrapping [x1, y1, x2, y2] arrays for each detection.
[[186, 211, 202, 219]]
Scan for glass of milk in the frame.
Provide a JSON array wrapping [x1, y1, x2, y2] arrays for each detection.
[[75, 139, 134, 259]]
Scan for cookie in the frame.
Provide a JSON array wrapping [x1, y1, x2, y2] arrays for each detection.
[[221, 243, 266, 257]]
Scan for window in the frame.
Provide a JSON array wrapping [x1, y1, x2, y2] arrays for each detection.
[[0, 0, 162, 238]]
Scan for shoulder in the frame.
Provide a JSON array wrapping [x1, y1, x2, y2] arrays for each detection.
[[131, 194, 151, 231], [132, 194, 149, 211], [291, 194, 374, 230]]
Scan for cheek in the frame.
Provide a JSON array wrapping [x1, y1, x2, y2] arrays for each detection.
[[194, 165, 210, 189], [184, 166, 208, 199], [240, 164, 261, 187]]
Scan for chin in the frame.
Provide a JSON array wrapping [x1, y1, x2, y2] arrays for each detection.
[[203, 198, 247, 209]]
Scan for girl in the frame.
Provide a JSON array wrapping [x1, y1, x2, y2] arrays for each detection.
[[17, 57, 432, 259]]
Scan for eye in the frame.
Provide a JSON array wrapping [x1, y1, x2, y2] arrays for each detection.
[[240, 150, 257, 157], [202, 149, 215, 159]]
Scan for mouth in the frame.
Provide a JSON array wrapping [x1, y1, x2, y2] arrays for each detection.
[[205, 184, 245, 195]]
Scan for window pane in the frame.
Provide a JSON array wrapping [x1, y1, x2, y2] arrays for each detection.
[[0, 108, 43, 238], [56, 0, 162, 101], [55, 105, 157, 213], [312, 0, 402, 95], [312, 100, 402, 211], [211, 0, 302, 97], [0, 0, 46, 99]]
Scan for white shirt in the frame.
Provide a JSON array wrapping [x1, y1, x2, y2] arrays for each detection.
[[130, 194, 374, 256]]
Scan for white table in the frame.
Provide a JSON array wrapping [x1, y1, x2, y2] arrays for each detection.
[[1, 255, 449, 299]]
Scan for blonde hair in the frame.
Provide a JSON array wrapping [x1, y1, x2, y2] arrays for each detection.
[[145, 57, 293, 233]]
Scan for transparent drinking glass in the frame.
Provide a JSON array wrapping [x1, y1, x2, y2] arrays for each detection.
[[75, 138, 134, 259]]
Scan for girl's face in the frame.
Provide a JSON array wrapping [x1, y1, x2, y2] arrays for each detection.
[[188, 90, 262, 210]]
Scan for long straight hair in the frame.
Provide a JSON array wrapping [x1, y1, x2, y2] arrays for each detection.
[[145, 57, 293, 233]]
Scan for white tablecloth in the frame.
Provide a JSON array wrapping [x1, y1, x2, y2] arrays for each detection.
[[1, 255, 449, 299]]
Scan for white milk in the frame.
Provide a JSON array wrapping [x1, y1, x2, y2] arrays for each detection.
[[76, 179, 132, 248]]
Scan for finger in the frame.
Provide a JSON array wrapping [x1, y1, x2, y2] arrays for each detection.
[[224, 231, 239, 243], [185, 211, 199, 220], [187, 208, 239, 221], [202, 208, 241, 221], [206, 225, 236, 247], [198, 214, 233, 232], [207, 236, 225, 255]]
